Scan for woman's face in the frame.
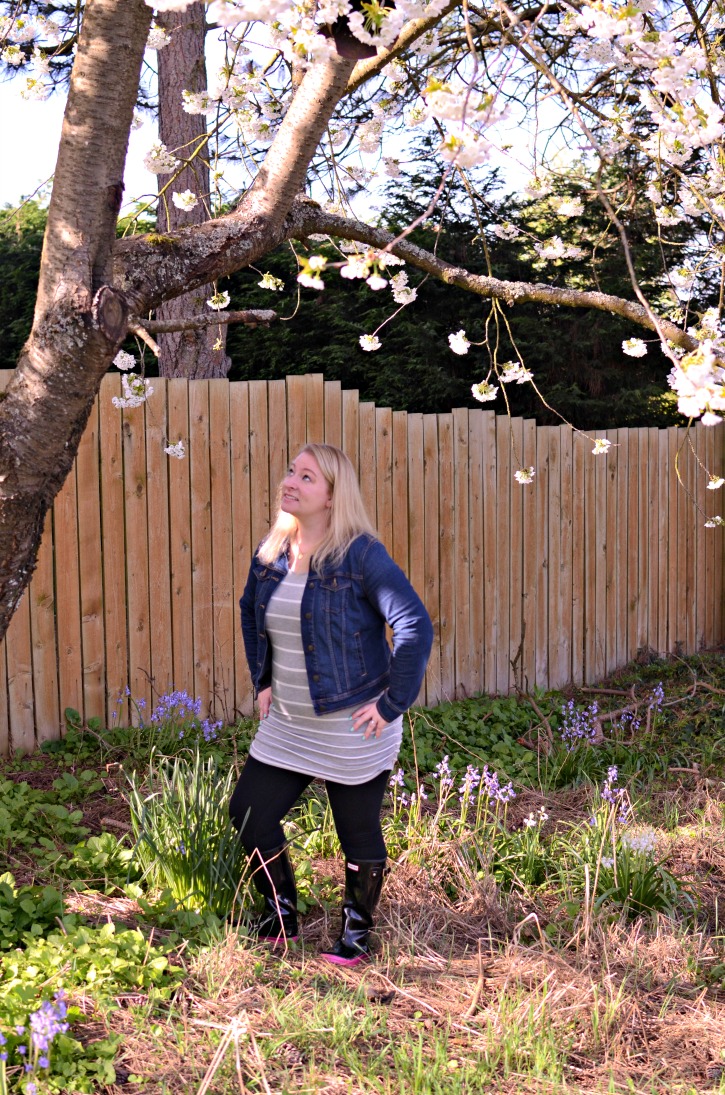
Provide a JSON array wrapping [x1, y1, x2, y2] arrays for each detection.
[[281, 451, 332, 522]]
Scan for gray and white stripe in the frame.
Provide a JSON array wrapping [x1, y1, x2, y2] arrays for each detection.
[[249, 569, 402, 785]]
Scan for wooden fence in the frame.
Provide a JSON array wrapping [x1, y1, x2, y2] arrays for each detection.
[[0, 371, 723, 752]]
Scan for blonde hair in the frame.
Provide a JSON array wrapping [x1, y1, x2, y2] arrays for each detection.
[[258, 443, 377, 568]]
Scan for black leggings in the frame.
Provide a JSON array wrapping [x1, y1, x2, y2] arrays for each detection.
[[229, 755, 390, 861]]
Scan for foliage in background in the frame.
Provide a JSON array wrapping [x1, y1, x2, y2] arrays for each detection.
[[1, 168, 706, 428]]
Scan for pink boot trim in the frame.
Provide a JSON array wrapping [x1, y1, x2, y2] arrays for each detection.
[[319, 951, 367, 967]]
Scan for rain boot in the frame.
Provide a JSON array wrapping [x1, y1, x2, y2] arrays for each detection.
[[320, 859, 386, 967], [250, 844, 299, 944]]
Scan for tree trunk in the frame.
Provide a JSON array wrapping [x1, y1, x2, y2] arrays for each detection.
[[0, 0, 151, 639], [155, 2, 230, 378]]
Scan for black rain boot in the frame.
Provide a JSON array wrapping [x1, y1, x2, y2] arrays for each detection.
[[250, 844, 299, 945], [320, 859, 386, 967]]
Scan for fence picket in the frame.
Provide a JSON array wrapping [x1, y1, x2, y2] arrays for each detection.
[[123, 401, 152, 716], [392, 410, 409, 573], [324, 381, 342, 448], [376, 407, 393, 555], [99, 374, 128, 725], [438, 415, 455, 699], [306, 374, 324, 443], [168, 379, 194, 700], [423, 414, 441, 705], [522, 419, 538, 689], [453, 408, 471, 695], [29, 513, 59, 743], [495, 417, 511, 695], [230, 383, 253, 716], [509, 418, 524, 693], [54, 455, 84, 720], [209, 381, 235, 721], [468, 412, 484, 695], [145, 381, 173, 703]]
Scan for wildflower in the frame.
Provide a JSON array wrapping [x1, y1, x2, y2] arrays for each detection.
[[171, 189, 199, 211], [514, 467, 535, 485], [207, 290, 230, 310], [152, 690, 202, 723], [434, 755, 455, 792], [417, 784, 428, 801], [448, 329, 470, 355], [600, 856, 614, 869], [648, 682, 664, 713], [481, 765, 516, 803], [38, 1056, 49, 1068], [458, 765, 481, 801], [560, 698, 598, 748], [359, 334, 381, 352], [258, 272, 284, 291], [538, 806, 549, 822], [707, 476, 725, 490], [523, 812, 537, 827], [178, 842, 186, 855], [471, 381, 498, 402], [389, 768, 405, 788], [201, 718, 222, 743], [592, 438, 612, 454], [1, 45, 25, 65], [113, 350, 136, 372], [622, 338, 648, 357], [607, 765, 618, 783], [622, 828, 657, 856]]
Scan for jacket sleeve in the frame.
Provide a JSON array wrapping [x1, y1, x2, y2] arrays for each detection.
[[240, 554, 262, 693], [360, 539, 434, 722]]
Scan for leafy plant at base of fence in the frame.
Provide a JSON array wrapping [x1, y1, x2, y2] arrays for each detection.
[[127, 747, 250, 916], [403, 699, 540, 784], [0, 922, 183, 1001], [37, 833, 138, 894], [0, 875, 63, 950], [0, 779, 90, 854]]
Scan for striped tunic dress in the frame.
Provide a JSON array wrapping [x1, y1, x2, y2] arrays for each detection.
[[249, 569, 403, 785]]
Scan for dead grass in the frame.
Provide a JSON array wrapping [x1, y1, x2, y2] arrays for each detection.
[[95, 801, 725, 1095]]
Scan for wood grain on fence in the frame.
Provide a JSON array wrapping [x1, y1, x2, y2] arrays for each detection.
[[0, 370, 723, 750]]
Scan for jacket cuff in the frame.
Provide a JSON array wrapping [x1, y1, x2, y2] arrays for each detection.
[[376, 693, 403, 724]]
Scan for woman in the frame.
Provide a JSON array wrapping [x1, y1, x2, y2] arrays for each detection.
[[231, 443, 433, 966]]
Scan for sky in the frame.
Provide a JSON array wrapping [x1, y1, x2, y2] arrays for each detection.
[[0, 82, 156, 209]]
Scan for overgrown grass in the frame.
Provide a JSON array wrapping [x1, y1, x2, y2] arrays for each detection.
[[1, 652, 725, 1093]]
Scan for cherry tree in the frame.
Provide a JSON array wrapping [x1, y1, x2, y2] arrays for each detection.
[[0, 0, 723, 641]]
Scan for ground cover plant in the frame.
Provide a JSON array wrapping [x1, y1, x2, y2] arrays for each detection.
[[1, 654, 724, 1094]]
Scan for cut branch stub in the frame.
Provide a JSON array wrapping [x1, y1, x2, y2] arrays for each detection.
[[92, 286, 128, 342]]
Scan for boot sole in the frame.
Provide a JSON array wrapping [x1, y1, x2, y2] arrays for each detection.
[[319, 951, 369, 967]]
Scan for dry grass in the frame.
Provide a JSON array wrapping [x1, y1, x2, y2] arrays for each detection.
[[92, 792, 725, 1095]]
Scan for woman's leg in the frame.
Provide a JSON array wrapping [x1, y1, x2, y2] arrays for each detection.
[[321, 770, 390, 965], [324, 769, 390, 861], [228, 756, 313, 939], [229, 754, 313, 853]]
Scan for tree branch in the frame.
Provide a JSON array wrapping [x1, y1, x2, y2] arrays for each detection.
[[295, 206, 699, 351], [346, 0, 461, 94], [139, 309, 278, 333]]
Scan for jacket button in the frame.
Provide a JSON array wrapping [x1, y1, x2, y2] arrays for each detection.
[[259, 632, 266, 639], [305, 612, 312, 620], [307, 644, 314, 652], [313, 674, 320, 681], [308, 581, 315, 588]]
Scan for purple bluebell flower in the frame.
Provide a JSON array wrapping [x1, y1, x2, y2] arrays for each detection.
[[29, 993, 69, 1057], [389, 769, 405, 788], [560, 699, 599, 749]]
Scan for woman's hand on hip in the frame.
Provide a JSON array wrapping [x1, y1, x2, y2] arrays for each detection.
[[351, 701, 390, 740], [258, 687, 272, 720]]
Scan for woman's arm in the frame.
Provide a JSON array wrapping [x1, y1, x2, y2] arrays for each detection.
[[240, 557, 261, 687], [361, 540, 434, 722]]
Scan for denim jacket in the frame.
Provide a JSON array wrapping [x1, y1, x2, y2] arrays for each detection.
[[240, 534, 433, 722]]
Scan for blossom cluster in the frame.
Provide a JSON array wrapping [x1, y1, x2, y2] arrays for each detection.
[[111, 373, 154, 410]]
